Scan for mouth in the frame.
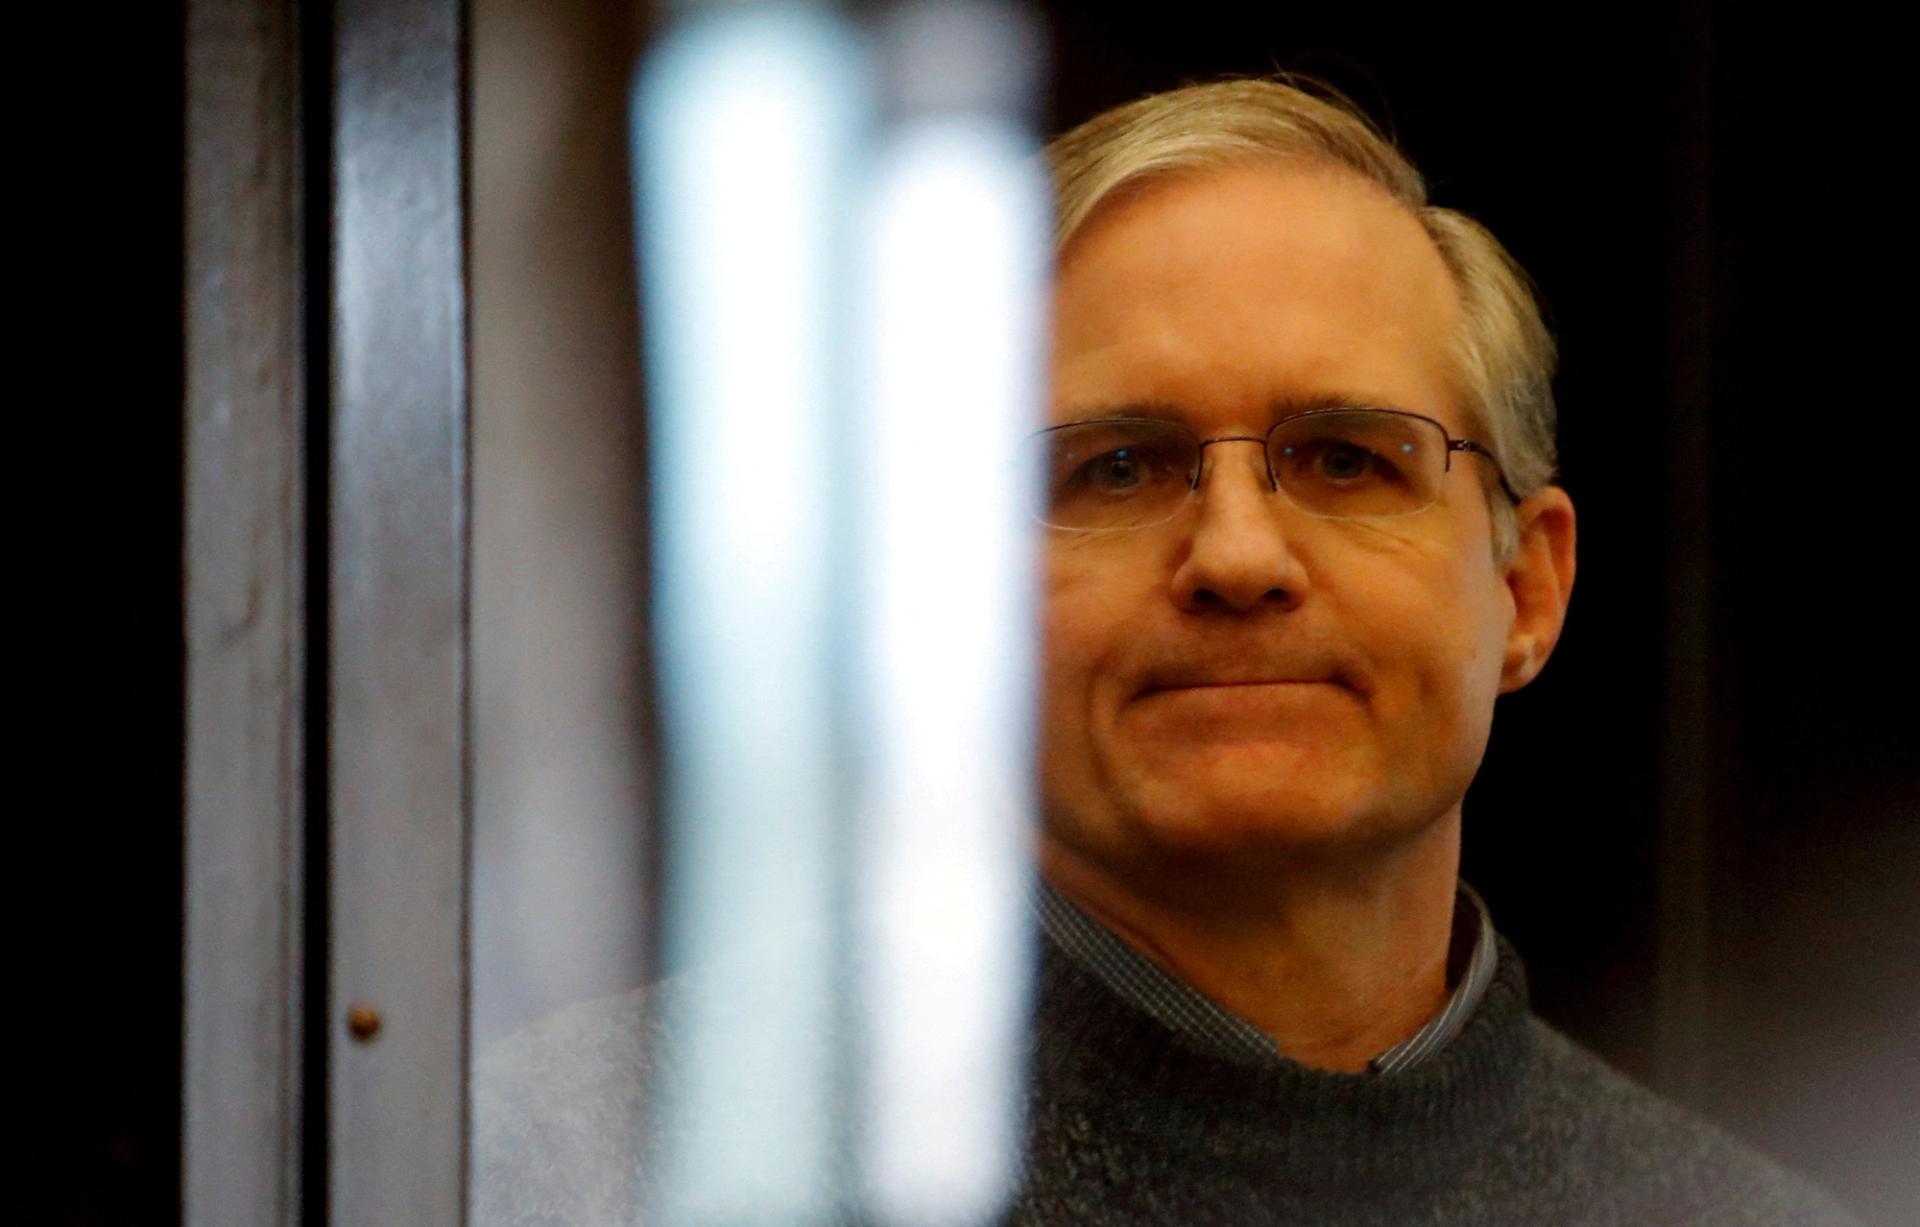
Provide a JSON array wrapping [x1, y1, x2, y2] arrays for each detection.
[[1132, 645, 1367, 704], [1135, 676, 1351, 701]]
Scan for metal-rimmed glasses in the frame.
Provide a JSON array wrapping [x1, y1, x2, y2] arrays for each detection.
[[1021, 407, 1522, 532]]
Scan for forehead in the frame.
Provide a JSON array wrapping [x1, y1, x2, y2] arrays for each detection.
[[1049, 163, 1463, 431]]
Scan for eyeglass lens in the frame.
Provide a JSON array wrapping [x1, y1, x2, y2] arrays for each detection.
[[1027, 410, 1448, 530]]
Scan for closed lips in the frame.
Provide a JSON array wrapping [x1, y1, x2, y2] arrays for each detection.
[[1137, 675, 1350, 697]]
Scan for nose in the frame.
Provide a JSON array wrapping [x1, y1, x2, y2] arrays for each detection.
[[1169, 438, 1310, 614]]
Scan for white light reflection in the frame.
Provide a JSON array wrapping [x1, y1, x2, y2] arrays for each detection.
[[633, 9, 867, 1223], [852, 6, 1049, 1222]]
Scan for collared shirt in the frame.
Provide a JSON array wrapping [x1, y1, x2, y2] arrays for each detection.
[[1035, 880, 1497, 1074]]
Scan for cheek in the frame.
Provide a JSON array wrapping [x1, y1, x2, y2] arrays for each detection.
[[1423, 603, 1509, 785], [1037, 561, 1112, 729], [1041, 548, 1140, 661], [1036, 565, 1123, 816], [1350, 564, 1506, 748], [1037, 551, 1160, 752]]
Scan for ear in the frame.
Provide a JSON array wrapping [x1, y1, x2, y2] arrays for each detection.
[[1499, 486, 1577, 693]]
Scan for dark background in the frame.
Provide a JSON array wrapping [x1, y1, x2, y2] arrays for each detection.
[[77, 1, 1913, 1223], [57, 2, 187, 1224]]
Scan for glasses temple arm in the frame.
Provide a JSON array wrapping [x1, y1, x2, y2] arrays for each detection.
[[1452, 440, 1525, 506]]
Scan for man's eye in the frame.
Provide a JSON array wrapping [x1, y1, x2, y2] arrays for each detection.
[[1315, 443, 1381, 482], [1069, 448, 1164, 493], [1092, 450, 1146, 488], [1282, 440, 1399, 486]]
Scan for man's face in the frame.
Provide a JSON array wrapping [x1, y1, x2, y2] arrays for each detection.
[[1039, 163, 1529, 888]]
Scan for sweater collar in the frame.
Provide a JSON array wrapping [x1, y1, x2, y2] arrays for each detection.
[[1025, 920, 1537, 1187], [1035, 880, 1498, 1074]]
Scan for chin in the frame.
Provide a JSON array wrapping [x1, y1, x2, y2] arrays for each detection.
[[1135, 739, 1387, 830], [1041, 795, 1410, 908], [1126, 791, 1395, 857], [1040, 735, 1454, 876]]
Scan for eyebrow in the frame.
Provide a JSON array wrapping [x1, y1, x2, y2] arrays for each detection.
[[1053, 391, 1395, 428]]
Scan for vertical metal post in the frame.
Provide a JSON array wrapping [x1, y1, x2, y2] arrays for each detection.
[[183, 0, 308, 1221], [327, 0, 472, 1221]]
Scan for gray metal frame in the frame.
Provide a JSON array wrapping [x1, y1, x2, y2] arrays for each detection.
[[326, 0, 473, 1221], [183, 0, 309, 1221], [185, 0, 474, 1221]]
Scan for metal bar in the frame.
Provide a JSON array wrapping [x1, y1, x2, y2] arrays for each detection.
[[182, 0, 308, 1220], [326, 0, 472, 1220]]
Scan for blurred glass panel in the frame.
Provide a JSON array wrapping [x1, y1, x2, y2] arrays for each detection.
[[851, 5, 1048, 1222], [636, 7, 867, 1221], [470, 3, 1045, 1225]]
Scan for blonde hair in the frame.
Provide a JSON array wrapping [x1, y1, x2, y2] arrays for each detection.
[[1046, 78, 1558, 560]]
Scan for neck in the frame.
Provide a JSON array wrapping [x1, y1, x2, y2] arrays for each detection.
[[1038, 811, 1462, 1072]]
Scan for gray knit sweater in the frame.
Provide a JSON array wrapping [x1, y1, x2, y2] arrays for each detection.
[[474, 934, 1859, 1226]]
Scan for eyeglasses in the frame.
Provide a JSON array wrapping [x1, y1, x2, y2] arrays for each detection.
[[1021, 408, 1521, 533]]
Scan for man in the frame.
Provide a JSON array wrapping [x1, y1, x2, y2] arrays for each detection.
[[1004, 77, 1854, 1225], [476, 78, 1859, 1226]]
